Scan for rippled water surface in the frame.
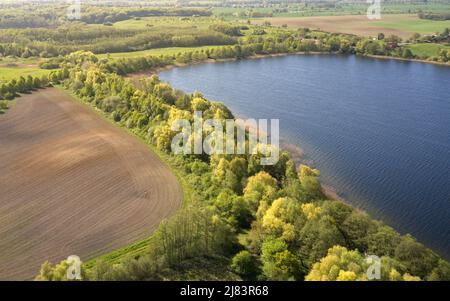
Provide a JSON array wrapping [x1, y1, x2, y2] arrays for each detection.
[[159, 54, 450, 258]]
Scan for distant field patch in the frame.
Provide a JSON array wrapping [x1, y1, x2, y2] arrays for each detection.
[[0, 57, 50, 82], [112, 16, 220, 30], [97, 46, 221, 60], [0, 66, 50, 82], [373, 16, 450, 34], [214, 4, 450, 19], [255, 14, 450, 38], [406, 43, 450, 58], [0, 56, 43, 65]]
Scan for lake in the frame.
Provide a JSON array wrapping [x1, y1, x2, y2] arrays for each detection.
[[159, 54, 450, 258]]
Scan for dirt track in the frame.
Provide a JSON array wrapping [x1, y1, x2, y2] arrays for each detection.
[[0, 88, 182, 280]]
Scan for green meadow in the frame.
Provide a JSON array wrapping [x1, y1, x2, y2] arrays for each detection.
[[111, 16, 222, 30], [406, 43, 450, 58], [372, 16, 450, 35], [97, 45, 222, 60], [213, 3, 450, 18], [0, 56, 50, 82], [0, 66, 51, 82]]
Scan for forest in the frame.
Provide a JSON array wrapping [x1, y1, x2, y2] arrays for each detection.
[[0, 23, 237, 58], [77, 7, 212, 24], [0, 5, 211, 28]]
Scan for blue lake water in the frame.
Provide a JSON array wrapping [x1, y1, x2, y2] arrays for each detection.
[[159, 54, 450, 258]]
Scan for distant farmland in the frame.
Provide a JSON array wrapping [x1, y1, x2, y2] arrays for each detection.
[[0, 57, 50, 82], [0, 65, 50, 83], [97, 46, 220, 60], [406, 43, 450, 58], [0, 88, 182, 280], [256, 14, 450, 38]]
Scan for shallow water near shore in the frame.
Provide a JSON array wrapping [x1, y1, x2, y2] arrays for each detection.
[[159, 54, 450, 259]]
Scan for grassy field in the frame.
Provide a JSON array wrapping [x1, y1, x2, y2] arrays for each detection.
[[0, 66, 50, 82], [111, 16, 222, 30], [90, 16, 243, 60], [373, 16, 450, 34], [406, 43, 450, 58], [0, 56, 44, 65], [213, 3, 450, 19], [254, 14, 450, 38], [0, 57, 50, 82], [97, 45, 222, 60]]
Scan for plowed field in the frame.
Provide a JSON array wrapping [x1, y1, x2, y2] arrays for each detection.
[[0, 88, 182, 280]]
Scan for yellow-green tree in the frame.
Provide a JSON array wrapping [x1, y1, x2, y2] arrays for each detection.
[[243, 171, 278, 212], [306, 245, 423, 281], [260, 238, 303, 280], [298, 165, 324, 200], [305, 246, 369, 281], [35, 260, 71, 281], [261, 197, 299, 242]]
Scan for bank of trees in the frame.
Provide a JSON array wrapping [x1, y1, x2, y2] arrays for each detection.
[[209, 24, 245, 36], [0, 74, 50, 102], [0, 7, 233, 59], [418, 12, 450, 21], [0, 25, 237, 58], [78, 7, 212, 25], [0, 4, 211, 29], [31, 52, 450, 281], [0, 3, 234, 59], [98, 33, 361, 76], [0, 5, 61, 29], [241, 190, 448, 280], [0, 100, 8, 113]]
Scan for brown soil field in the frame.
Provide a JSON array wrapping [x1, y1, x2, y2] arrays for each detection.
[[0, 88, 182, 280], [256, 15, 415, 38]]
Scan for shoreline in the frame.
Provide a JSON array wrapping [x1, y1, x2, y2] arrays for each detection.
[[126, 51, 336, 79], [128, 50, 448, 206], [279, 139, 343, 201], [126, 50, 449, 81], [143, 53, 450, 259], [364, 54, 450, 67], [128, 50, 449, 208]]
